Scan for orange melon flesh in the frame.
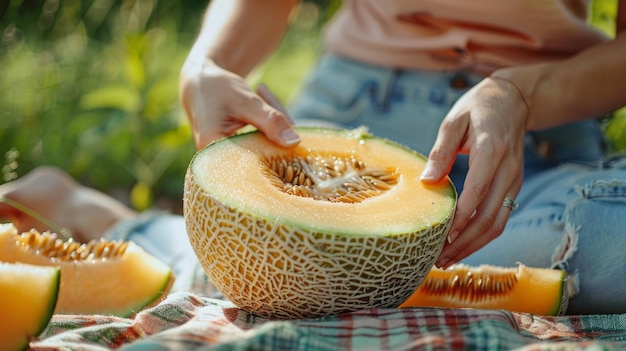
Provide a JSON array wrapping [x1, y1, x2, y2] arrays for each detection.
[[400, 264, 568, 316], [0, 223, 174, 317], [0, 262, 60, 351], [184, 127, 457, 319], [191, 127, 455, 235]]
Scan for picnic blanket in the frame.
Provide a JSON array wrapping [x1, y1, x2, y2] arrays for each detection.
[[30, 291, 626, 351]]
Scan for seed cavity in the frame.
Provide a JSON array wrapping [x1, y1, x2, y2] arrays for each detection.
[[262, 153, 399, 203], [422, 268, 519, 303], [15, 229, 129, 261]]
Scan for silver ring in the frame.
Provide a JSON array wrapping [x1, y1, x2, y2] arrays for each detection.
[[502, 196, 519, 211]]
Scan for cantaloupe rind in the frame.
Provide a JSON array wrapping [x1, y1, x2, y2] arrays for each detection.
[[184, 127, 457, 319], [0, 223, 174, 317], [400, 263, 569, 316]]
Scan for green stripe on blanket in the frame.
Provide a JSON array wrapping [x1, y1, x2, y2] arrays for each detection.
[[31, 292, 626, 351]]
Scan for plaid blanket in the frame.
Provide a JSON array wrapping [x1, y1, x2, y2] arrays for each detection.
[[31, 292, 626, 351]]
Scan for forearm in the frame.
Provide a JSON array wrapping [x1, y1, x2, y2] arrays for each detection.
[[185, 0, 299, 77], [491, 31, 626, 131]]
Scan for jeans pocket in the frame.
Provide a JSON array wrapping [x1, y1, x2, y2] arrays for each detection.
[[289, 56, 371, 125]]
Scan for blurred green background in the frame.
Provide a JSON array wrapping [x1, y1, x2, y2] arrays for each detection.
[[0, 0, 624, 213]]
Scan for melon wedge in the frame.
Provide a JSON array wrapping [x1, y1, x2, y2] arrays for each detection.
[[0, 223, 174, 317], [400, 263, 569, 315], [0, 262, 60, 351], [184, 127, 457, 319]]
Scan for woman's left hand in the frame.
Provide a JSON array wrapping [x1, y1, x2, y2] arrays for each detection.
[[420, 77, 529, 268]]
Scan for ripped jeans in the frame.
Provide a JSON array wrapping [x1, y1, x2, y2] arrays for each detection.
[[463, 156, 626, 314], [109, 54, 623, 314], [288, 54, 624, 314]]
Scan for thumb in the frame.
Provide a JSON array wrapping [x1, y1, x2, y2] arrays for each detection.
[[420, 127, 461, 183], [256, 83, 292, 123], [246, 84, 300, 147], [420, 152, 454, 183], [246, 108, 301, 147]]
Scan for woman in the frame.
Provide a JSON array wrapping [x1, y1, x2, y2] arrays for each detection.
[[179, 0, 626, 314], [3, 1, 624, 314]]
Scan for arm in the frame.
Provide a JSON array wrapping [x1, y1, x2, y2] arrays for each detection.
[[425, 4, 626, 267], [180, 0, 301, 149], [185, 0, 298, 76], [492, 30, 626, 131]]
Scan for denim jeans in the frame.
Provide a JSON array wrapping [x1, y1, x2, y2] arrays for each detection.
[[288, 54, 623, 314], [109, 54, 622, 314], [288, 54, 607, 191], [463, 155, 626, 314]]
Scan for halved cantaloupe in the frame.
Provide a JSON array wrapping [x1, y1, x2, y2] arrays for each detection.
[[400, 263, 569, 315], [184, 127, 457, 319], [0, 223, 174, 317], [0, 262, 60, 351]]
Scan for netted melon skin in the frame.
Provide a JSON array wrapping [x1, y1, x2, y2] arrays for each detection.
[[184, 172, 453, 320]]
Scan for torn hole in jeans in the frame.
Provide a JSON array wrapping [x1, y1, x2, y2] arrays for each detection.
[[550, 221, 580, 299]]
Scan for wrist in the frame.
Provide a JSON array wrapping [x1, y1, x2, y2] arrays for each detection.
[[488, 75, 530, 129], [490, 64, 553, 131]]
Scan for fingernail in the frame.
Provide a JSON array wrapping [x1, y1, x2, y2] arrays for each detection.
[[436, 257, 449, 268], [420, 162, 437, 181], [447, 231, 459, 244], [280, 128, 300, 145]]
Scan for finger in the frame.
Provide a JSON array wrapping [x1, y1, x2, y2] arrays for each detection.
[[437, 165, 523, 267], [194, 127, 239, 150], [256, 83, 293, 123], [445, 139, 504, 241], [420, 114, 467, 182], [438, 203, 513, 268], [259, 109, 301, 147], [186, 83, 234, 149], [239, 103, 301, 148]]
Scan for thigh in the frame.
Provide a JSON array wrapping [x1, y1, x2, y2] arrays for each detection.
[[288, 54, 477, 189], [463, 156, 626, 314], [288, 54, 607, 193], [288, 54, 475, 153], [560, 169, 626, 314]]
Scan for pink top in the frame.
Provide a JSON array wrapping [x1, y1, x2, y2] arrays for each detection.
[[323, 0, 610, 73]]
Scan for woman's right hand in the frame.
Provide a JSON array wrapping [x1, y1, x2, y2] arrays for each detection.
[[180, 59, 300, 150]]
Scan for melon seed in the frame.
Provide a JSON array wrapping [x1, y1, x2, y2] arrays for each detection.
[[16, 229, 128, 261], [421, 268, 519, 303], [262, 153, 399, 203]]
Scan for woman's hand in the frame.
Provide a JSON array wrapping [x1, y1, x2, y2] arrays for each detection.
[[420, 77, 529, 268], [180, 60, 300, 150], [0, 167, 136, 242]]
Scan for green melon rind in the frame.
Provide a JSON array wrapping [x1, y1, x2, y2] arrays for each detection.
[[184, 127, 457, 319], [184, 179, 454, 319], [189, 126, 457, 237], [554, 271, 569, 316], [119, 271, 174, 318], [31, 268, 60, 349], [5, 265, 60, 351]]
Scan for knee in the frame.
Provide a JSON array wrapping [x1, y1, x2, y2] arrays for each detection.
[[557, 178, 626, 314]]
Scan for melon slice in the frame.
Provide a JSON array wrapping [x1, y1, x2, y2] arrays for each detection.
[[400, 263, 569, 315], [0, 223, 174, 317], [0, 262, 60, 351], [184, 127, 457, 319]]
